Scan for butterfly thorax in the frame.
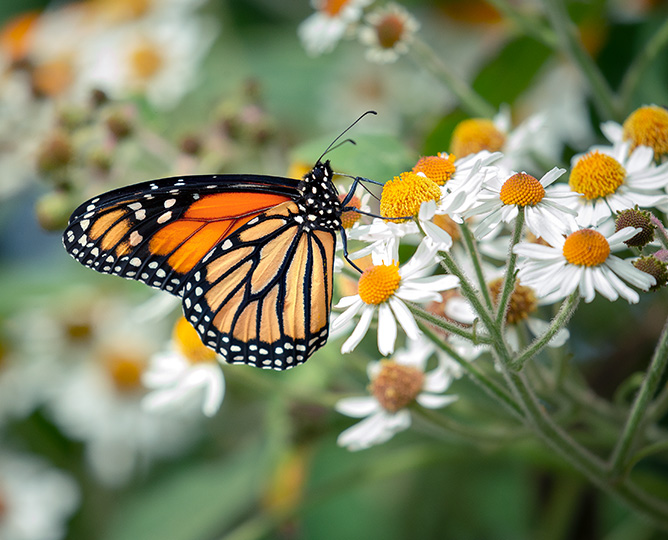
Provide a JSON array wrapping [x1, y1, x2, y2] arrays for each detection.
[[295, 160, 342, 232]]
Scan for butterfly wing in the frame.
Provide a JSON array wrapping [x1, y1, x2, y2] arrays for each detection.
[[62, 174, 300, 295], [182, 199, 336, 370]]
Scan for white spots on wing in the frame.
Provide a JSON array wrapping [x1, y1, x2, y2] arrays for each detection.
[[128, 202, 142, 210], [135, 209, 146, 220], [130, 231, 143, 246], [80, 219, 90, 231], [164, 198, 176, 208], [129, 257, 142, 267], [157, 211, 172, 224]]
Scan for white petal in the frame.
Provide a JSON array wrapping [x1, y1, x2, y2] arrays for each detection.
[[377, 303, 397, 356], [416, 393, 458, 409], [341, 306, 375, 353], [335, 396, 381, 418]]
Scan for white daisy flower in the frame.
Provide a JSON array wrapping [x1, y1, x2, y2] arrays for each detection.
[[601, 104, 668, 162], [0, 451, 80, 540], [46, 323, 200, 487], [80, 15, 217, 108], [465, 167, 579, 239], [358, 3, 419, 64], [513, 226, 656, 304], [336, 344, 458, 451], [142, 316, 225, 418], [332, 238, 460, 355], [298, 0, 371, 56], [556, 142, 668, 226]]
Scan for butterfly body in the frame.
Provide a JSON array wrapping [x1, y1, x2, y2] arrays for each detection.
[[63, 160, 342, 370]]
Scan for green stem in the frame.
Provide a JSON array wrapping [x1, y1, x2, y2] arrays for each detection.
[[486, 0, 558, 48], [439, 250, 496, 331], [541, 0, 620, 120], [408, 302, 493, 344], [619, 17, 668, 111], [495, 208, 525, 328], [418, 321, 524, 419], [510, 291, 580, 371], [502, 368, 668, 529], [410, 37, 497, 118], [459, 221, 494, 311], [608, 316, 668, 479]]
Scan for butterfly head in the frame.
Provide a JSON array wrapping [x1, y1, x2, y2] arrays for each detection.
[[295, 160, 342, 232]]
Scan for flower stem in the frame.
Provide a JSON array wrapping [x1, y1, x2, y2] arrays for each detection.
[[541, 0, 620, 120], [510, 291, 580, 371], [459, 221, 494, 311], [418, 321, 524, 419], [408, 303, 493, 344], [619, 18, 668, 112], [485, 0, 558, 48], [495, 208, 525, 328], [500, 367, 668, 529], [608, 315, 668, 479], [410, 37, 497, 119]]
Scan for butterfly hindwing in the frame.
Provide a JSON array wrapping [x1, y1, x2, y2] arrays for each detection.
[[181, 200, 336, 370], [63, 174, 300, 295]]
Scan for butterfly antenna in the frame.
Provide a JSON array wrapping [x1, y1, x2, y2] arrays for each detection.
[[317, 110, 377, 163]]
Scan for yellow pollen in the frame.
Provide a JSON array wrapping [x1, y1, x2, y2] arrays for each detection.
[[322, 0, 349, 16], [104, 352, 145, 391], [569, 151, 626, 200], [562, 229, 610, 267], [488, 278, 537, 324], [358, 263, 401, 304], [380, 171, 441, 222], [499, 172, 545, 206], [129, 40, 163, 81], [376, 13, 405, 49], [450, 119, 506, 157], [369, 360, 425, 413], [412, 153, 457, 185], [31, 57, 75, 97], [338, 193, 362, 229], [173, 316, 217, 364], [622, 105, 668, 160]]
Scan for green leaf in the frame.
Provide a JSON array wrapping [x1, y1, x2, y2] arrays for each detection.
[[292, 134, 417, 183], [101, 440, 270, 540]]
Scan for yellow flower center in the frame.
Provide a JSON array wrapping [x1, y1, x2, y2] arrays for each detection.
[[358, 264, 401, 304], [173, 316, 217, 364], [450, 119, 506, 157], [380, 171, 441, 222], [103, 351, 146, 392], [562, 229, 610, 267], [370, 360, 425, 413], [129, 40, 163, 81], [31, 57, 75, 97], [488, 278, 537, 324], [569, 151, 626, 200], [322, 0, 350, 16], [376, 13, 405, 49], [622, 105, 668, 160], [339, 193, 362, 229], [499, 172, 545, 206], [412, 153, 457, 186]]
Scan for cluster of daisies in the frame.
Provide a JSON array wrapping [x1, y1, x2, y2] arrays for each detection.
[[299, 0, 419, 63], [327, 104, 668, 450]]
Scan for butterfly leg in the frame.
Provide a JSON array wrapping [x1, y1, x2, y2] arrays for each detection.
[[338, 226, 363, 273]]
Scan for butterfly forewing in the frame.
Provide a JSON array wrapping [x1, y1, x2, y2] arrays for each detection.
[[63, 161, 342, 370], [63, 174, 300, 295]]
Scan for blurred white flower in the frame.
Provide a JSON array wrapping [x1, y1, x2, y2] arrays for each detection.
[[299, 0, 371, 56], [0, 451, 79, 540], [143, 316, 225, 418], [336, 343, 457, 451]]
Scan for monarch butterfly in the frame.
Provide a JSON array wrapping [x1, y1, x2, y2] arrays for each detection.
[[62, 113, 377, 370]]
